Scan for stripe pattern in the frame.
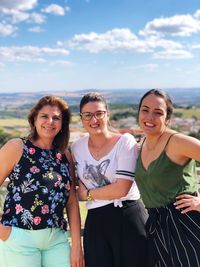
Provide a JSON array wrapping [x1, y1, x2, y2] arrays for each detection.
[[146, 203, 200, 267], [116, 170, 135, 178]]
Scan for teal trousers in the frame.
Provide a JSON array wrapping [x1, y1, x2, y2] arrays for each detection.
[[0, 227, 70, 267]]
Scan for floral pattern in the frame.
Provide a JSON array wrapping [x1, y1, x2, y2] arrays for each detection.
[[1, 138, 72, 231]]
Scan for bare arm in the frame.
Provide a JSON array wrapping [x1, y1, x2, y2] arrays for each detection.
[[77, 178, 133, 201], [0, 138, 23, 240], [169, 134, 200, 163], [0, 138, 23, 186], [65, 150, 84, 267]]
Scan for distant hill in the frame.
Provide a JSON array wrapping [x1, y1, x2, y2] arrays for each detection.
[[0, 88, 200, 111]]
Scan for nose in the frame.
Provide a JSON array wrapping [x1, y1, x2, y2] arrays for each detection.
[[146, 112, 154, 121], [90, 114, 98, 122], [48, 117, 54, 124]]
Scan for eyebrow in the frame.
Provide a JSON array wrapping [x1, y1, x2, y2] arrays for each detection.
[[142, 105, 164, 111], [40, 112, 62, 117]]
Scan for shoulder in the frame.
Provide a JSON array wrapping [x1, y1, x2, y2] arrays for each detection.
[[0, 138, 24, 166], [171, 132, 200, 147], [120, 133, 137, 145], [118, 133, 138, 153], [1, 138, 23, 152]]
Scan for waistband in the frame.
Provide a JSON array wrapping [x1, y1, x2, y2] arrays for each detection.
[[147, 192, 198, 213], [88, 199, 139, 212]]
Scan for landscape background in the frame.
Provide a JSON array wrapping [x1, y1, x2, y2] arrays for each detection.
[[1, 0, 200, 238], [0, 87, 200, 231]]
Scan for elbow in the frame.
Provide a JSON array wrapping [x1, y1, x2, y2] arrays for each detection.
[[115, 188, 130, 199], [114, 181, 133, 198]]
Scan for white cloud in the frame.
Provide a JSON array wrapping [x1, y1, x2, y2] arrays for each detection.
[[42, 4, 66, 16], [0, 0, 37, 11], [153, 50, 193, 59], [0, 22, 17, 36], [140, 14, 200, 37], [0, 9, 29, 23], [28, 26, 44, 32], [0, 7, 45, 25], [67, 28, 153, 53], [0, 46, 70, 62], [66, 28, 183, 54], [194, 9, 200, 19], [145, 36, 182, 50], [191, 44, 200, 50], [29, 12, 46, 24]]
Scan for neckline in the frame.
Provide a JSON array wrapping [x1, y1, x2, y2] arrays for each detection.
[[139, 149, 191, 172], [140, 132, 179, 171], [26, 139, 55, 152], [140, 149, 165, 172], [86, 134, 122, 161]]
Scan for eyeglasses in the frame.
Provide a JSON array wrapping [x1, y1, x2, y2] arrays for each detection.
[[80, 110, 107, 121]]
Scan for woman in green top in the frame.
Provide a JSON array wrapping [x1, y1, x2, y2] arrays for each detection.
[[135, 89, 200, 267]]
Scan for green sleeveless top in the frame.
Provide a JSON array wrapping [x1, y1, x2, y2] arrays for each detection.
[[135, 134, 198, 208]]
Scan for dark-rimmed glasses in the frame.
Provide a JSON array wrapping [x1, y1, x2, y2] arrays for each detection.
[[80, 110, 107, 121]]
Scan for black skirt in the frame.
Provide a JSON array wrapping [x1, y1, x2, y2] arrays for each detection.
[[146, 202, 200, 267]]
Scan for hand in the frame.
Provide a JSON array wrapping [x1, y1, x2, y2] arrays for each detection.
[[175, 194, 200, 214], [70, 245, 85, 267], [0, 223, 12, 241], [77, 180, 87, 201]]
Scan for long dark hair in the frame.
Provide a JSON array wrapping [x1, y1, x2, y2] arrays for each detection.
[[28, 95, 71, 153]]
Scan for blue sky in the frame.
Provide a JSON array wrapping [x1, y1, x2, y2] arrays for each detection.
[[0, 0, 200, 92]]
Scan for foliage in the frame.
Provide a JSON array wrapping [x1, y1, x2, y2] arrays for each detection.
[[0, 127, 21, 147], [111, 111, 138, 120], [174, 108, 200, 119], [0, 128, 12, 147], [0, 109, 28, 119]]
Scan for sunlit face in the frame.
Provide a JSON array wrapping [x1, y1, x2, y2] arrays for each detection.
[[34, 105, 62, 141], [138, 94, 169, 135], [80, 101, 109, 136]]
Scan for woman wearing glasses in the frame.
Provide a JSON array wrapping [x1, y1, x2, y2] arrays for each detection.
[[71, 92, 147, 267]]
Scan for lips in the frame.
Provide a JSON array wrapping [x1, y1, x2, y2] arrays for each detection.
[[90, 124, 100, 128], [42, 126, 55, 131], [144, 122, 155, 128]]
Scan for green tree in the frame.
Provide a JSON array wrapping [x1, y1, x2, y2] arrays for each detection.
[[0, 127, 12, 147]]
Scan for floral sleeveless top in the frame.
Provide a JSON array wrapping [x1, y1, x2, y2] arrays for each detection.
[[1, 138, 72, 231]]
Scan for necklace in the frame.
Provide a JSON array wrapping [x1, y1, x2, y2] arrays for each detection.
[[145, 132, 165, 151], [89, 138, 108, 159]]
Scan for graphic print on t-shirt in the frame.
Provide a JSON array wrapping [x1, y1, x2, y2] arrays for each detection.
[[83, 159, 111, 187]]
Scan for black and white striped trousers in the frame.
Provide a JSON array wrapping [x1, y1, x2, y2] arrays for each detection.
[[146, 202, 200, 267]]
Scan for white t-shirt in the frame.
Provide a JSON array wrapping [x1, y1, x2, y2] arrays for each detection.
[[71, 133, 140, 209]]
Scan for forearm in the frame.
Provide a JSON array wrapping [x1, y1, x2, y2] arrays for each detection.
[[66, 198, 82, 248], [80, 179, 133, 201]]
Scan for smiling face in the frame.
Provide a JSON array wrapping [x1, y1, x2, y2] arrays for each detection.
[[80, 101, 109, 136], [34, 105, 62, 142], [138, 93, 169, 136]]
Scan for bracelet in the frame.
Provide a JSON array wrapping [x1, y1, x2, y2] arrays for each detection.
[[86, 190, 94, 201]]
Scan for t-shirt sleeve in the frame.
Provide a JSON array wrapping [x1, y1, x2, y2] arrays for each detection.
[[115, 133, 138, 181]]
